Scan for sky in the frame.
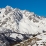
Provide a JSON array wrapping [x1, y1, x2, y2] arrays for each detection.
[[0, 0, 46, 17]]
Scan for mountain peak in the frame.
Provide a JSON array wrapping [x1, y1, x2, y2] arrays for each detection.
[[0, 6, 46, 35]]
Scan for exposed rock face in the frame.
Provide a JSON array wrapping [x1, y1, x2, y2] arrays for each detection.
[[0, 34, 10, 46]]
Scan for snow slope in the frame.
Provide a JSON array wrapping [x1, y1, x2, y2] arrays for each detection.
[[0, 6, 46, 38], [0, 6, 46, 46]]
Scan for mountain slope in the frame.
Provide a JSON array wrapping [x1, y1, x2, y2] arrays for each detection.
[[0, 6, 46, 46], [0, 6, 46, 35]]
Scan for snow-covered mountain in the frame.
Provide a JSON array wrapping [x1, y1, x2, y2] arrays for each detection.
[[0, 6, 46, 35], [0, 6, 46, 46]]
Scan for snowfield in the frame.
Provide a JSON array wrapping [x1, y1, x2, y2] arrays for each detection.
[[0, 6, 46, 46]]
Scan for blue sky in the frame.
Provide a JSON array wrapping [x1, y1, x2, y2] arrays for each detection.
[[0, 0, 46, 17]]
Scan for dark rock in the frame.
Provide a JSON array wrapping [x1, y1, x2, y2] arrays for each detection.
[[0, 34, 10, 46]]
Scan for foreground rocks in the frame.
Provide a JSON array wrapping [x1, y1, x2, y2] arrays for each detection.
[[12, 33, 46, 46], [0, 28, 46, 46], [0, 30, 46, 46]]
